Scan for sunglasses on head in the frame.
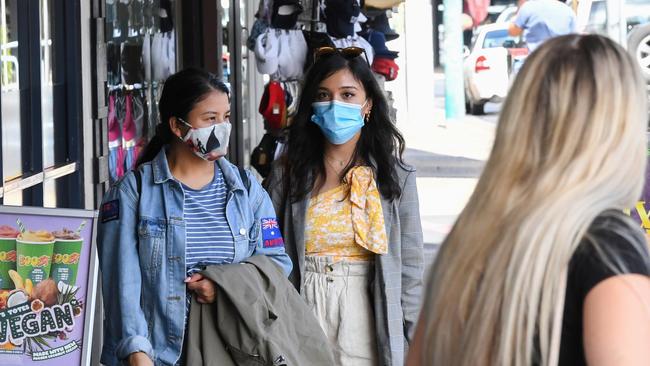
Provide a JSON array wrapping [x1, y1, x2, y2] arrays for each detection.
[[313, 46, 370, 65]]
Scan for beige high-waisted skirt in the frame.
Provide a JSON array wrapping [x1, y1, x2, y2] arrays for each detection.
[[303, 255, 377, 366]]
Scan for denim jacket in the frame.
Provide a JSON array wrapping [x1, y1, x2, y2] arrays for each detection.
[[97, 148, 292, 366]]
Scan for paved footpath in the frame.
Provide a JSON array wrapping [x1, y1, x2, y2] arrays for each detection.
[[397, 100, 498, 270]]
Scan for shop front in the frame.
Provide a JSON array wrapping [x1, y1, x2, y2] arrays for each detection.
[[0, 0, 411, 364], [0, 1, 263, 364]]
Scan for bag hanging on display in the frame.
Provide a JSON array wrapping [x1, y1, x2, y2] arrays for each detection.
[[122, 93, 137, 170], [121, 42, 144, 85], [251, 133, 279, 178], [108, 94, 125, 183]]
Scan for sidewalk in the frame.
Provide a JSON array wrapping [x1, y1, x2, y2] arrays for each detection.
[[401, 111, 496, 162], [396, 104, 497, 266]]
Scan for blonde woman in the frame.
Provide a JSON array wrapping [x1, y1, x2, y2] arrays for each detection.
[[407, 34, 650, 366]]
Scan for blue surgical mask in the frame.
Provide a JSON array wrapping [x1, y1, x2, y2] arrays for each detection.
[[311, 100, 367, 145]]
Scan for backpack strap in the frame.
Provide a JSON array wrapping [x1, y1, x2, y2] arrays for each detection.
[[238, 166, 251, 193]]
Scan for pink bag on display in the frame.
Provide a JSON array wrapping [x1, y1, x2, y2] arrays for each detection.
[[108, 94, 125, 182], [122, 93, 138, 170]]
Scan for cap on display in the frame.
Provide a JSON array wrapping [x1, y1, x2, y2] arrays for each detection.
[[372, 57, 399, 81], [271, 0, 304, 29], [325, 0, 361, 38], [259, 81, 287, 129]]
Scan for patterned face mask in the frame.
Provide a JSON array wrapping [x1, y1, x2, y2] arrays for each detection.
[[177, 118, 231, 160]]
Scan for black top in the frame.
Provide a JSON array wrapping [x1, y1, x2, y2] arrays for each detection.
[[558, 212, 650, 365]]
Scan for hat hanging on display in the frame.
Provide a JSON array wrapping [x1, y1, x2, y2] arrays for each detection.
[[366, 11, 399, 41], [256, 0, 273, 22], [362, 6, 385, 19], [284, 81, 301, 117], [271, 0, 304, 29], [364, 0, 404, 9], [259, 81, 287, 130], [276, 30, 308, 80], [354, 11, 367, 33], [372, 57, 399, 81], [362, 30, 398, 60], [302, 30, 336, 70], [324, 0, 361, 39], [330, 36, 375, 65], [247, 18, 269, 51], [254, 30, 280, 75]]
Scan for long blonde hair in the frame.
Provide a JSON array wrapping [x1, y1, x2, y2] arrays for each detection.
[[420, 35, 648, 365]]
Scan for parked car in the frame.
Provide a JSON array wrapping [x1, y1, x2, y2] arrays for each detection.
[[495, 6, 518, 24], [463, 23, 528, 115], [576, 0, 650, 81], [485, 1, 518, 24]]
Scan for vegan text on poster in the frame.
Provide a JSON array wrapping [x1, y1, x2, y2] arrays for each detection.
[[0, 206, 98, 366]]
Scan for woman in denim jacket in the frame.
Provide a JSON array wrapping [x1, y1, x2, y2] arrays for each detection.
[[97, 68, 292, 366]]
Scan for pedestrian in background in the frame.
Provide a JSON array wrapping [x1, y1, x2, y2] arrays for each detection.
[[509, 0, 576, 51], [407, 34, 650, 366], [97, 68, 291, 366], [265, 47, 424, 366]]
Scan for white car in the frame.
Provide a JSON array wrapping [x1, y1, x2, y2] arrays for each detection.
[[574, 0, 650, 107], [463, 23, 528, 115], [495, 6, 518, 24]]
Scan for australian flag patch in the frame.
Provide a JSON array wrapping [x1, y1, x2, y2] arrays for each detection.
[[261, 218, 284, 248], [101, 200, 120, 223]]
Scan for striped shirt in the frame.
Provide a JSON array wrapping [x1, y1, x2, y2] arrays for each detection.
[[182, 165, 234, 275]]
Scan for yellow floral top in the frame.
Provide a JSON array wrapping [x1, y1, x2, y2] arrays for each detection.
[[305, 166, 388, 261]]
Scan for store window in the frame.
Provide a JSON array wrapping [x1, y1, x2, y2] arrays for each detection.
[[1, 0, 22, 204], [0, 0, 83, 208], [104, 0, 176, 184], [40, 0, 55, 207]]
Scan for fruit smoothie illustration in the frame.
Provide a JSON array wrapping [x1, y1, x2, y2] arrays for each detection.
[[16, 230, 55, 285], [51, 228, 83, 286], [0, 226, 19, 290]]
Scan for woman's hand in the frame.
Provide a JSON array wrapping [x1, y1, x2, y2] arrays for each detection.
[[128, 352, 153, 366], [185, 273, 217, 303]]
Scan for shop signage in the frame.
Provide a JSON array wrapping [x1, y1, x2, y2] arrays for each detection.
[[0, 206, 98, 366]]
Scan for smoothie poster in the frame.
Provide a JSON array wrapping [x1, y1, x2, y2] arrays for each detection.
[[0, 207, 97, 366]]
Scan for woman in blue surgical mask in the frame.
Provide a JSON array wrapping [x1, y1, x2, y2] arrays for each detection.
[[97, 68, 291, 366], [265, 48, 424, 366]]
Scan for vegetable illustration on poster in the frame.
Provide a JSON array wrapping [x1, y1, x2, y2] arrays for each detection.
[[0, 207, 97, 366]]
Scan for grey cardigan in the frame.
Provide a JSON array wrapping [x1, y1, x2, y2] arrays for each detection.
[[265, 162, 425, 366]]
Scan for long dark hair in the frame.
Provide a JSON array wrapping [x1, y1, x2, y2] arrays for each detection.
[[284, 53, 406, 202], [136, 67, 230, 167]]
